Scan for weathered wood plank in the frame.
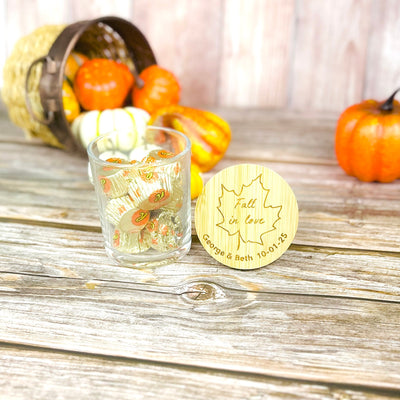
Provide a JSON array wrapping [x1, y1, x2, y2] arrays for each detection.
[[2, 0, 400, 114], [5, 0, 61, 51], [363, 0, 400, 100], [133, 0, 222, 106], [219, 0, 294, 107], [0, 344, 396, 400], [1, 110, 399, 253], [290, 0, 372, 111], [5, 0, 70, 54], [1, 268, 399, 389], [2, 138, 400, 253], [1, 221, 400, 302], [0, 139, 97, 227], [5, 0, 133, 49], [0, 106, 340, 163], [211, 158, 400, 253], [69, 0, 132, 21], [222, 109, 338, 164]]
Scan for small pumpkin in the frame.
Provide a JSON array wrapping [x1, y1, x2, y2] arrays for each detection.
[[132, 65, 180, 114], [150, 105, 231, 172], [74, 58, 134, 111], [62, 80, 80, 122], [71, 107, 150, 150], [335, 89, 400, 182]]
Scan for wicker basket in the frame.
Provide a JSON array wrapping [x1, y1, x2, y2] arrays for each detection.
[[2, 16, 156, 152]]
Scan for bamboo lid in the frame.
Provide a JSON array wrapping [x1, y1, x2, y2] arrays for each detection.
[[195, 164, 299, 270]]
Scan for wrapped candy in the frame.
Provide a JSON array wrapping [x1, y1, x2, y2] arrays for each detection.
[[146, 211, 183, 252], [100, 151, 128, 162], [129, 144, 161, 161], [112, 229, 151, 254], [148, 149, 182, 184], [161, 183, 183, 212], [128, 171, 172, 210], [98, 170, 129, 198], [100, 157, 130, 176], [149, 149, 175, 159], [119, 159, 141, 181], [106, 195, 150, 232], [88, 153, 128, 184]]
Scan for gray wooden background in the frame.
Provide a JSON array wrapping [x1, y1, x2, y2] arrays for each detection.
[[1, 0, 399, 112]]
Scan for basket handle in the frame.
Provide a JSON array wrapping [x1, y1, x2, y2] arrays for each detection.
[[25, 56, 55, 125]]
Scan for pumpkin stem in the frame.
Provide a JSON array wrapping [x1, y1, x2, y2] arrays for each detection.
[[380, 88, 400, 112]]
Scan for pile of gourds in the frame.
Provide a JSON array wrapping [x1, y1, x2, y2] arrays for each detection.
[[63, 52, 231, 198]]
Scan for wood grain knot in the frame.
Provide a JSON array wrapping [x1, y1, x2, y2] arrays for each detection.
[[180, 282, 221, 302]]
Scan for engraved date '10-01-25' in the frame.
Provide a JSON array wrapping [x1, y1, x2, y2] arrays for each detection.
[[256, 232, 287, 259]]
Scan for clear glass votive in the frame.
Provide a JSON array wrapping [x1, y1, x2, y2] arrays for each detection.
[[87, 127, 192, 268]]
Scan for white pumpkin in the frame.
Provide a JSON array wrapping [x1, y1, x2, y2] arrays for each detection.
[[71, 107, 150, 150]]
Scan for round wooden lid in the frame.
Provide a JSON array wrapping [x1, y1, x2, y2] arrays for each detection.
[[195, 164, 298, 270]]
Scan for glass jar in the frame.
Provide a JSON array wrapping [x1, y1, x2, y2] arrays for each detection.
[[87, 127, 191, 268]]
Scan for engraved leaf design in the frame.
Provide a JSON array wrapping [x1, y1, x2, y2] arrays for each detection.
[[216, 174, 282, 250]]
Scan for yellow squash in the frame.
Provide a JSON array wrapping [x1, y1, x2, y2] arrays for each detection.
[[190, 164, 203, 200], [64, 51, 89, 84], [62, 80, 80, 123], [150, 105, 231, 172]]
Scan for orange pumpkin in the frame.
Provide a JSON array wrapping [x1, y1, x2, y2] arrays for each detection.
[[74, 59, 134, 111], [132, 65, 180, 114], [335, 89, 400, 182]]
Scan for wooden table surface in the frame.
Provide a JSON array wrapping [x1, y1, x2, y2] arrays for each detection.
[[0, 105, 399, 399]]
